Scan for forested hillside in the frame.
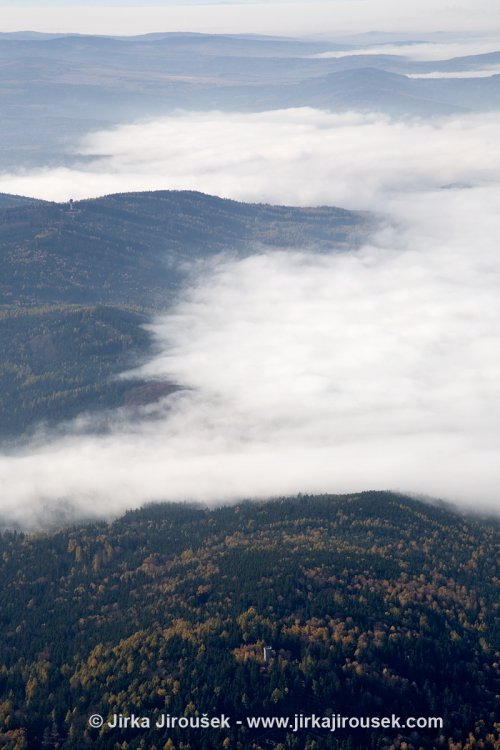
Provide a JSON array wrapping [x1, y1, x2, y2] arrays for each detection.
[[0, 492, 498, 750], [0, 190, 370, 306], [0, 191, 372, 438]]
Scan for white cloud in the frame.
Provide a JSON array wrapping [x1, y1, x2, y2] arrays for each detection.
[[2, 109, 500, 206], [407, 68, 500, 78], [1, 108, 500, 525], [312, 40, 500, 61], [2, 192, 500, 523]]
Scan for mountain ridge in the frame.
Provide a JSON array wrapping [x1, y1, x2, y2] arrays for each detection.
[[1, 32, 499, 170], [0, 190, 373, 438]]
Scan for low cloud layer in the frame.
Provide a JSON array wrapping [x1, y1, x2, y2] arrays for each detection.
[[312, 39, 500, 61], [2, 109, 500, 206], [1, 108, 500, 525], [408, 68, 500, 78]]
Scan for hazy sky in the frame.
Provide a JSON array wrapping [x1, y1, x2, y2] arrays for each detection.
[[0, 1, 499, 36]]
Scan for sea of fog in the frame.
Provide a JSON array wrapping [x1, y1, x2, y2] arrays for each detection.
[[1, 107, 499, 525]]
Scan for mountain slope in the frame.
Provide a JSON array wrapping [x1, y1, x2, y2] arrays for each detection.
[[0, 190, 371, 307], [0, 492, 498, 749], [0, 190, 373, 438], [0, 193, 46, 209]]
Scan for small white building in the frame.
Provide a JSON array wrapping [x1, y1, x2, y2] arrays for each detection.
[[263, 646, 273, 663]]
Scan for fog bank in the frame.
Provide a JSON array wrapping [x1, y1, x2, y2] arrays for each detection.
[[1, 108, 500, 525], [1, 110, 500, 206]]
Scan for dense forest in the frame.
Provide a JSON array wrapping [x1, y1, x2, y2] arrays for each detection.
[[0, 492, 498, 750], [0, 190, 373, 439]]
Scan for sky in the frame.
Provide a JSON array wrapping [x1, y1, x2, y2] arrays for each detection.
[[0, 1, 499, 36]]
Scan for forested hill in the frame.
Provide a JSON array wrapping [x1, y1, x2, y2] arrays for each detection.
[[0, 190, 371, 307], [0, 190, 373, 439], [0, 194, 46, 209], [0, 492, 498, 750]]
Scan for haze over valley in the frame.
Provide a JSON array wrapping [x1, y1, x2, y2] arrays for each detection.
[[0, 6, 499, 750], [0, 19, 499, 524]]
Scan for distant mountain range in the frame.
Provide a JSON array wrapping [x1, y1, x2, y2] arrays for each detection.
[[0, 190, 373, 438], [0, 32, 499, 169]]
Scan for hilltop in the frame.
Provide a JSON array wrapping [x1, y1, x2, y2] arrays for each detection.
[[0, 190, 373, 438], [0, 492, 498, 749]]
